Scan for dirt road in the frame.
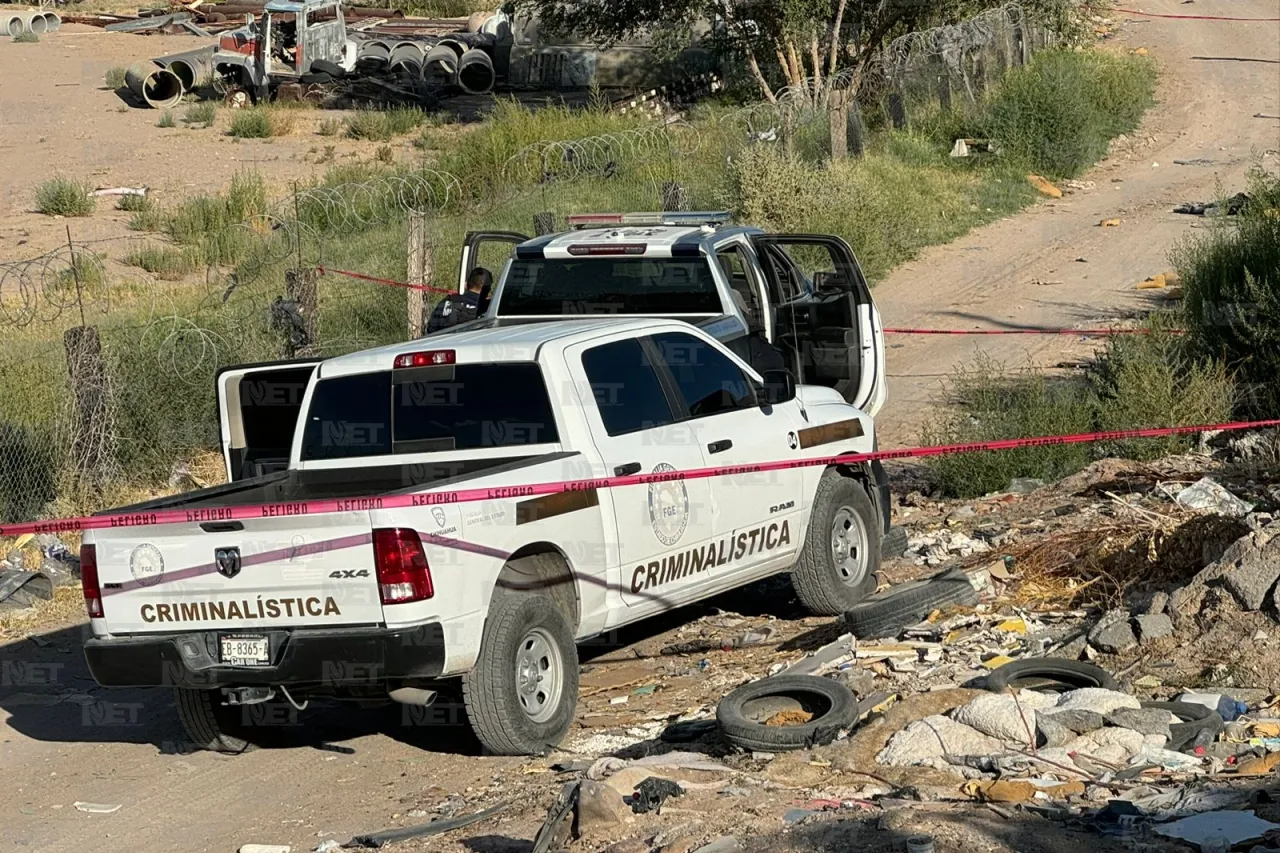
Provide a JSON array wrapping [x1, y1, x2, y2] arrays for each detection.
[[2, 3, 1278, 852], [873, 0, 1280, 447]]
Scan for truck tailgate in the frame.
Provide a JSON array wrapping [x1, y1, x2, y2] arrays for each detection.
[[94, 512, 382, 635]]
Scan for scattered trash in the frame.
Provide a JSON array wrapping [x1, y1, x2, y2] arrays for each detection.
[[239, 845, 291, 853], [73, 802, 122, 814], [1175, 477, 1254, 518], [1132, 46, 1149, 55], [1153, 810, 1280, 848], [905, 836, 936, 853], [313, 842, 342, 853], [346, 801, 508, 849], [1177, 693, 1249, 722], [1174, 193, 1251, 216], [630, 778, 683, 814], [951, 138, 1000, 158], [659, 627, 775, 656], [716, 675, 856, 752], [1099, 218, 1123, 227], [92, 186, 147, 198], [1027, 174, 1062, 198], [1173, 158, 1215, 166]]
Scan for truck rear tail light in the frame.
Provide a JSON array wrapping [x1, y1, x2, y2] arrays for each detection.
[[394, 350, 455, 369], [566, 244, 646, 256], [373, 528, 434, 604], [80, 544, 103, 619]]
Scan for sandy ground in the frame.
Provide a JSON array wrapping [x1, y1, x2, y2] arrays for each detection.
[[2, 1, 1280, 851]]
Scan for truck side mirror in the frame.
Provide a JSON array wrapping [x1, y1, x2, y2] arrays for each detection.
[[760, 369, 796, 406]]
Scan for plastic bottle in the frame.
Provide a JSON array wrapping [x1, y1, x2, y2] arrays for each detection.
[[905, 836, 936, 853], [1178, 692, 1249, 722]]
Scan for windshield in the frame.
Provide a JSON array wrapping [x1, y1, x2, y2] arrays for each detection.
[[300, 364, 559, 461], [498, 257, 723, 316]]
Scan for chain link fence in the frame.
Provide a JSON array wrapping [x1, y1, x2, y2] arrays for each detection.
[[0, 2, 1061, 526]]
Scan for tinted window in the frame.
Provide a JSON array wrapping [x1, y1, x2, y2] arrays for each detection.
[[394, 363, 558, 450], [651, 333, 755, 418], [581, 338, 676, 436], [500, 258, 723, 316], [238, 366, 315, 451], [301, 372, 393, 461], [301, 365, 558, 460]]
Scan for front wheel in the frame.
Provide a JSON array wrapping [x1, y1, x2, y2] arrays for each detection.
[[790, 471, 882, 616], [462, 593, 578, 755]]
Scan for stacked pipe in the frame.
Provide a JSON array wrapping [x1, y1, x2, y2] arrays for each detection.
[[3, 10, 60, 36], [155, 47, 216, 93], [388, 40, 425, 76], [126, 61, 183, 109]]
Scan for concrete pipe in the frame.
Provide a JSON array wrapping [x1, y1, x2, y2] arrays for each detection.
[[421, 43, 460, 84], [356, 39, 390, 70], [42, 11, 61, 31], [456, 48, 495, 95], [157, 48, 215, 93], [20, 11, 48, 35], [438, 37, 467, 57], [126, 61, 183, 109], [388, 41, 424, 77], [2, 13, 23, 37]]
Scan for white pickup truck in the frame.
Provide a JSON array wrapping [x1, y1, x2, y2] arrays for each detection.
[[81, 318, 886, 755]]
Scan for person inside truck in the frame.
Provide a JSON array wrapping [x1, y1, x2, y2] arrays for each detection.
[[426, 267, 492, 334]]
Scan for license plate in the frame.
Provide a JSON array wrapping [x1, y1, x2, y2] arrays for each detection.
[[219, 634, 270, 666]]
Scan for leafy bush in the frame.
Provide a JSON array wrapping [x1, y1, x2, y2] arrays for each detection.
[[344, 107, 427, 141], [123, 243, 200, 280], [1179, 167, 1280, 416], [229, 107, 294, 138], [970, 49, 1156, 178], [35, 176, 94, 217]]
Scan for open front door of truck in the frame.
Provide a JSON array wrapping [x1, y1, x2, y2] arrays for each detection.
[[749, 235, 886, 416], [459, 230, 529, 298], [216, 359, 322, 482]]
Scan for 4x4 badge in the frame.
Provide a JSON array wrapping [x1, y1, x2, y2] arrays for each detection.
[[215, 547, 242, 579]]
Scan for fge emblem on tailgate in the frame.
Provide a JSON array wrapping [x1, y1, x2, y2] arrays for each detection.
[[215, 546, 242, 579]]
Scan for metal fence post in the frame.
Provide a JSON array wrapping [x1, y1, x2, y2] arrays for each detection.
[[63, 325, 110, 493], [828, 89, 849, 161], [534, 212, 556, 236], [284, 268, 319, 357], [660, 181, 687, 212]]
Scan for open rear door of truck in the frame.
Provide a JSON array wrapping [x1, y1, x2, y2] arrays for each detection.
[[216, 359, 322, 483]]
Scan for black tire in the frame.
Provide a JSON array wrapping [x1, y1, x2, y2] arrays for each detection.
[[716, 675, 857, 752], [299, 71, 333, 85], [843, 566, 978, 640], [309, 59, 346, 79], [174, 688, 254, 755], [881, 525, 909, 559], [1143, 701, 1224, 752], [984, 659, 1120, 693], [791, 472, 882, 616], [463, 593, 578, 756]]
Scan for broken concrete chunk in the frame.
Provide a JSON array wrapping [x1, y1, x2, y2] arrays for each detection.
[[1133, 613, 1174, 642], [877, 715, 1003, 767], [1035, 712, 1075, 748], [1175, 477, 1254, 518], [1088, 611, 1138, 654], [950, 692, 1057, 745], [1040, 708, 1105, 734], [1063, 726, 1145, 764], [1107, 708, 1173, 738], [1222, 544, 1280, 611], [1055, 688, 1141, 716], [1146, 591, 1170, 615], [576, 781, 633, 833], [690, 839, 742, 853]]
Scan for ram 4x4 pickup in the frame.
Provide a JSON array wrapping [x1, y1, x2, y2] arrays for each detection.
[[452, 211, 887, 416], [82, 318, 887, 755]]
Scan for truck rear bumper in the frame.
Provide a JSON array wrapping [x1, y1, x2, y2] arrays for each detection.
[[83, 623, 446, 689]]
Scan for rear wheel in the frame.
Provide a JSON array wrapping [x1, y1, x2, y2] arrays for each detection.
[[791, 471, 881, 615], [463, 593, 578, 755], [174, 688, 254, 754]]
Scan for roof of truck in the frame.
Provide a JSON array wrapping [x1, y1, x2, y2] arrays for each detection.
[[518, 224, 763, 259], [317, 318, 689, 378]]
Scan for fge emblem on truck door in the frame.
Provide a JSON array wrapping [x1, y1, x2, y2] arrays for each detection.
[[648, 462, 689, 547]]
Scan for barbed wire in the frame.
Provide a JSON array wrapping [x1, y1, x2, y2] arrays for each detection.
[[0, 243, 109, 328]]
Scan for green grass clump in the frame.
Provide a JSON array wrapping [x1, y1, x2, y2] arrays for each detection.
[[122, 243, 200, 280], [13, 31, 39, 43], [968, 48, 1156, 178], [116, 193, 152, 212], [35, 176, 95, 217], [317, 117, 341, 136], [229, 107, 295, 138], [156, 110, 176, 128], [105, 66, 128, 89], [184, 101, 216, 127], [1179, 167, 1280, 416], [343, 107, 427, 141]]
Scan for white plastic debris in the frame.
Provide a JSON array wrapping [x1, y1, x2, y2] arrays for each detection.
[[1154, 810, 1280, 847], [877, 715, 1002, 766], [73, 802, 122, 814], [1174, 477, 1255, 518], [906, 530, 991, 566], [950, 691, 1057, 745]]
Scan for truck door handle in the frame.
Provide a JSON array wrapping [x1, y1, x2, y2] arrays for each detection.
[[707, 439, 733, 454], [614, 462, 642, 476]]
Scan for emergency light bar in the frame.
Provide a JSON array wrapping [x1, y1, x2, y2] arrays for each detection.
[[567, 211, 732, 229]]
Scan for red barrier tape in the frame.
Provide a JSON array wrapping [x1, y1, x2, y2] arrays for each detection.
[[3, 418, 1278, 538], [317, 266, 454, 295], [883, 327, 1186, 336], [1114, 7, 1280, 21]]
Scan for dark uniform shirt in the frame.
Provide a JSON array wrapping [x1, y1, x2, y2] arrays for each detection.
[[425, 291, 482, 334]]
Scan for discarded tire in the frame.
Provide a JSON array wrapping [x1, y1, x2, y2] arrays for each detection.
[[843, 566, 978, 640], [881, 525, 909, 559], [716, 675, 857, 752], [984, 659, 1120, 694], [1143, 700, 1224, 753], [309, 59, 346, 79]]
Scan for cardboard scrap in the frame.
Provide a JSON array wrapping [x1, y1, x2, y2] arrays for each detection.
[[1099, 218, 1123, 227], [963, 779, 1085, 804], [1027, 174, 1063, 198], [1234, 752, 1280, 777]]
